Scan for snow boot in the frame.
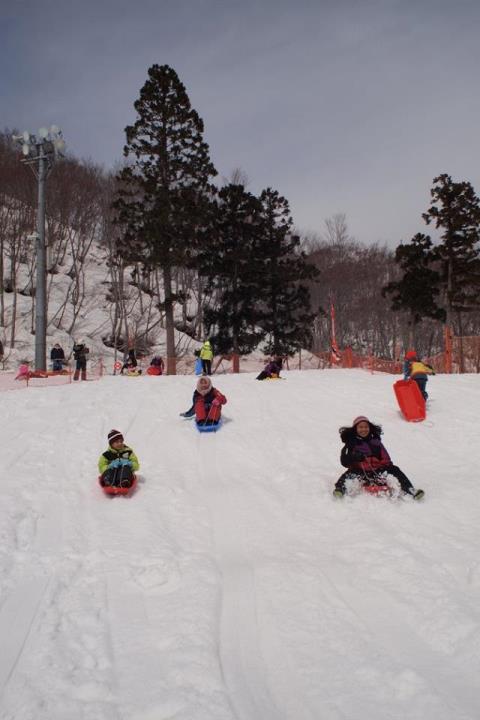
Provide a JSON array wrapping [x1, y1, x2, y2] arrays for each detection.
[[180, 407, 195, 418]]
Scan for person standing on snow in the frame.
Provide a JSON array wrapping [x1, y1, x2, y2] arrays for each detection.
[[180, 376, 226, 425], [72, 339, 89, 381], [333, 416, 425, 500], [403, 350, 435, 400], [50, 343, 65, 372], [199, 339, 213, 376]]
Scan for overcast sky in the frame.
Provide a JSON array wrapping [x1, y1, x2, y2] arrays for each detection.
[[2, 0, 480, 246]]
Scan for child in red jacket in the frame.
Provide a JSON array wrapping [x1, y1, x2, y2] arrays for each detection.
[[181, 376, 227, 425], [333, 416, 424, 500]]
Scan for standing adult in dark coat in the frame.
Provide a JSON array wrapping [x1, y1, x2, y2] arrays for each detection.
[[50, 343, 65, 371], [72, 339, 89, 381]]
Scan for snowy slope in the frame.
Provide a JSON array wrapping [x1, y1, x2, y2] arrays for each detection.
[[0, 227, 202, 372], [1, 369, 480, 720]]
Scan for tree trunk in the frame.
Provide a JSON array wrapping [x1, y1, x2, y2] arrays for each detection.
[[163, 264, 176, 375], [457, 311, 465, 373], [0, 233, 4, 326], [10, 287, 17, 349]]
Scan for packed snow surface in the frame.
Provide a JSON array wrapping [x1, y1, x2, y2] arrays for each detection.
[[1, 369, 480, 720]]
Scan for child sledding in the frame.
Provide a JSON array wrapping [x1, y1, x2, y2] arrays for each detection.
[[98, 430, 140, 495], [333, 416, 425, 500], [180, 376, 227, 430], [256, 356, 283, 381]]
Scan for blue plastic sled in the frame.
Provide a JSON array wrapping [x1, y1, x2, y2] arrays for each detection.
[[195, 418, 222, 433]]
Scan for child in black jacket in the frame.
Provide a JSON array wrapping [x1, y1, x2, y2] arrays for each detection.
[[333, 415, 424, 500]]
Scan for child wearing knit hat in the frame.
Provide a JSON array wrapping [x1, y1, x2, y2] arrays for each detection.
[[333, 416, 424, 500], [98, 430, 140, 488], [180, 376, 227, 425], [403, 350, 435, 400]]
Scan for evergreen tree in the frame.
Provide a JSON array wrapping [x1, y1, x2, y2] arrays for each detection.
[[200, 184, 265, 357], [256, 188, 319, 355], [113, 64, 216, 373], [422, 173, 480, 327], [382, 233, 445, 326]]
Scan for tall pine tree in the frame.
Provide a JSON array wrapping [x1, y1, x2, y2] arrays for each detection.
[[114, 64, 216, 373], [200, 184, 265, 361], [422, 173, 480, 328], [382, 233, 445, 330], [256, 188, 319, 356]]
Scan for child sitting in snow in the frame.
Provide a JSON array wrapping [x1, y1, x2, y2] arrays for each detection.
[[180, 376, 227, 425], [333, 415, 424, 500], [256, 356, 283, 381], [98, 429, 140, 488], [147, 355, 164, 375]]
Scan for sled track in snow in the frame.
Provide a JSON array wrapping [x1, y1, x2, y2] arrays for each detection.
[[317, 559, 480, 719], [195, 428, 285, 720], [0, 576, 50, 696]]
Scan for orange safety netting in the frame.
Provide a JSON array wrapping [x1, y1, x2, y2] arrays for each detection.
[[0, 360, 105, 392]]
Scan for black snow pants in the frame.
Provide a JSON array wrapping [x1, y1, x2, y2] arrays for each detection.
[[335, 464, 415, 494]]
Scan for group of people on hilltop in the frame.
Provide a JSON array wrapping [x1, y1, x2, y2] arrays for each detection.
[[103, 389, 425, 500], [48, 339, 90, 380], [118, 349, 166, 376], [95, 342, 430, 501]]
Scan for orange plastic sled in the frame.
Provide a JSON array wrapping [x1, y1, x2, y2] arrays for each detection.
[[98, 474, 137, 496], [393, 379, 426, 422]]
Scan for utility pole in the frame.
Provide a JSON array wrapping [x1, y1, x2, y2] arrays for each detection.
[[12, 127, 65, 370]]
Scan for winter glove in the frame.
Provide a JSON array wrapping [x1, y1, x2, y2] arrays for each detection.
[[108, 459, 122, 469], [212, 398, 221, 407], [119, 458, 132, 467]]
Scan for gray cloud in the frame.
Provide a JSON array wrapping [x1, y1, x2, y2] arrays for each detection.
[[2, 0, 480, 245]]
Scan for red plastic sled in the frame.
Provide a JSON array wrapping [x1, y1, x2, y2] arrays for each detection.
[[98, 474, 137, 496], [363, 481, 390, 495], [393, 379, 426, 422]]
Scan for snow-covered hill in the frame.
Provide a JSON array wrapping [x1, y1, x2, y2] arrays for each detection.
[[0, 225, 202, 371], [1, 369, 479, 720]]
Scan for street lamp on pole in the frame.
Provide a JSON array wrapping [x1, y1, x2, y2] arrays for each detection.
[[12, 126, 65, 371]]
